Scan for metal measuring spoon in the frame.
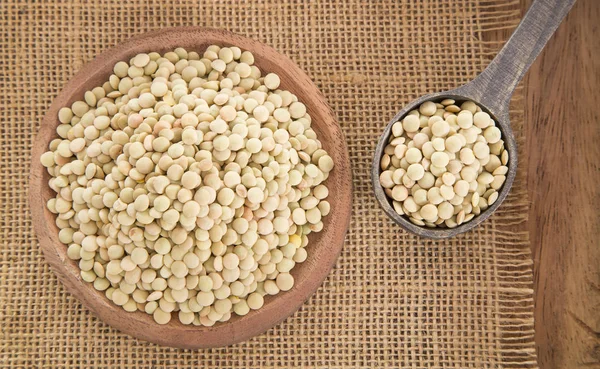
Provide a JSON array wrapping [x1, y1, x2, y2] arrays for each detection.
[[372, 0, 576, 239]]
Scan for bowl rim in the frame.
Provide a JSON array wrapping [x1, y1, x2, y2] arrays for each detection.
[[371, 91, 518, 239], [29, 27, 352, 348]]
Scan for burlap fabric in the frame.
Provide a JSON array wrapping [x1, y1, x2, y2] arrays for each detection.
[[0, 1, 536, 367]]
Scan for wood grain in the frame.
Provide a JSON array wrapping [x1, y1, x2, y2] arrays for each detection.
[[29, 27, 352, 349], [524, 0, 600, 367]]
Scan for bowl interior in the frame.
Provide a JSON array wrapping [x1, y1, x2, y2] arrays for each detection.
[[30, 27, 352, 348], [371, 93, 517, 239]]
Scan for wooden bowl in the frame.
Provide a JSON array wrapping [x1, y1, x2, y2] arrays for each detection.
[[29, 27, 352, 348]]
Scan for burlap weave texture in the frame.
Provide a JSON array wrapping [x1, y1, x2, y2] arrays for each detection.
[[0, 1, 536, 368]]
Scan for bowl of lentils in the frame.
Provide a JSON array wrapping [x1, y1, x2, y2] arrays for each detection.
[[30, 27, 352, 348]]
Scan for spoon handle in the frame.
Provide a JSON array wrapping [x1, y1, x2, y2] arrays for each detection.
[[457, 0, 576, 118]]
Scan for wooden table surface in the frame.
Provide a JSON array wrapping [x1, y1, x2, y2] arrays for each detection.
[[522, 0, 600, 367]]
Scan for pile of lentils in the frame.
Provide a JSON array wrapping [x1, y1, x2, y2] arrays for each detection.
[[40, 46, 334, 326], [379, 99, 508, 228]]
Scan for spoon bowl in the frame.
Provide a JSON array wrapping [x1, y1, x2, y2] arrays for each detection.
[[372, 0, 575, 238], [29, 27, 352, 348], [372, 91, 517, 239]]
